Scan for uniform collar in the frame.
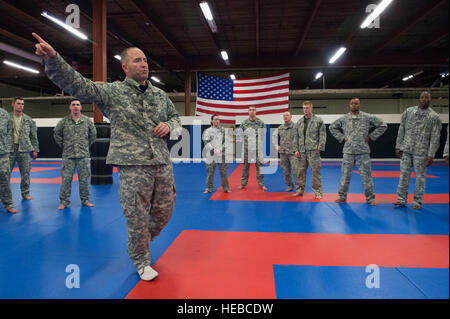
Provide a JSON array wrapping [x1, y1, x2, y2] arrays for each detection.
[[125, 77, 152, 91]]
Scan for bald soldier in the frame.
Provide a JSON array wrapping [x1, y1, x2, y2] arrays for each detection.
[[295, 101, 326, 198], [33, 33, 180, 281], [394, 91, 442, 209], [272, 111, 300, 192], [329, 98, 387, 205]]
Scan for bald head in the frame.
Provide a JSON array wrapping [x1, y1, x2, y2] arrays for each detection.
[[120, 47, 149, 85]]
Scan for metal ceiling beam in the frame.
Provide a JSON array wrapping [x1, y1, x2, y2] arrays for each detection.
[[128, 0, 186, 59], [412, 28, 449, 54], [372, 0, 444, 54], [159, 51, 448, 71], [255, 0, 260, 57], [294, 0, 321, 56]]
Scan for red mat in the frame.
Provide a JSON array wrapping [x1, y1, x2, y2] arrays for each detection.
[[209, 164, 448, 203], [126, 230, 449, 299]]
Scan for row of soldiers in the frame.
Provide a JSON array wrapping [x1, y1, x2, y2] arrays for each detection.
[[203, 92, 449, 209], [0, 97, 96, 213]]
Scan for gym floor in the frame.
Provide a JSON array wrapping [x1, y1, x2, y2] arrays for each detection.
[[0, 160, 448, 299]]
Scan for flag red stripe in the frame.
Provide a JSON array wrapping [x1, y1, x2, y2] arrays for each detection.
[[233, 77, 290, 87], [196, 100, 289, 109], [233, 85, 290, 94], [233, 92, 289, 101], [196, 108, 288, 117], [235, 72, 289, 81]]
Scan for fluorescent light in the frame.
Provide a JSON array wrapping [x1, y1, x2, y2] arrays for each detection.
[[315, 72, 323, 80], [200, 2, 214, 21], [328, 47, 346, 64], [3, 60, 39, 74], [440, 72, 449, 78], [199, 2, 217, 32], [402, 75, 414, 81], [220, 51, 228, 61], [151, 76, 161, 83], [41, 11, 88, 40], [361, 0, 394, 28], [114, 55, 121, 61], [230, 74, 236, 80]]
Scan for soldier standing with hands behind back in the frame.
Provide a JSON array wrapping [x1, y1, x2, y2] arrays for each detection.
[[394, 91, 442, 209], [0, 106, 17, 213], [295, 101, 326, 199], [54, 99, 96, 210], [9, 97, 39, 200], [273, 111, 300, 193]]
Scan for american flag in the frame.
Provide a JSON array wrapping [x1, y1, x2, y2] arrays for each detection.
[[195, 72, 290, 124]]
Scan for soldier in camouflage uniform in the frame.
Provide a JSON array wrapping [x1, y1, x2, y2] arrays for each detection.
[[0, 107, 17, 213], [9, 97, 39, 200], [54, 99, 97, 209], [237, 106, 267, 190], [295, 101, 326, 198], [34, 33, 180, 281], [444, 126, 449, 165], [329, 98, 387, 205], [394, 92, 442, 209], [272, 111, 299, 192], [202, 115, 230, 193]]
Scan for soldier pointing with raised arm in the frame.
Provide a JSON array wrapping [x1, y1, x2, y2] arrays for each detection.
[[33, 32, 181, 281]]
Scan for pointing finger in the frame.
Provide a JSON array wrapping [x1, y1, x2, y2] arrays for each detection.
[[32, 32, 47, 44]]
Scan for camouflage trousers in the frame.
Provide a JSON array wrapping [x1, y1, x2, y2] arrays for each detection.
[[298, 150, 322, 196], [118, 164, 176, 271], [205, 160, 229, 192], [60, 157, 91, 206], [279, 153, 300, 190], [396, 152, 427, 207], [0, 153, 13, 210], [9, 144, 31, 198], [241, 149, 265, 187], [338, 153, 375, 202]]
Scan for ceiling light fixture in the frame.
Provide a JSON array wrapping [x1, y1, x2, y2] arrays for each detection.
[[220, 51, 230, 65], [315, 72, 323, 80], [114, 55, 121, 61], [199, 2, 218, 32], [360, 0, 394, 29], [329, 47, 346, 64], [3, 60, 39, 74], [41, 11, 88, 40], [230, 74, 236, 80]]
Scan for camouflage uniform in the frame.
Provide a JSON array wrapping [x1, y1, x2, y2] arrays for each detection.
[[272, 122, 299, 190], [296, 115, 326, 196], [443, 126, 449, 159], [9, 112, 39, 199], [0, 107, 14, 211], [202, 126, 230, 192], [45, 53, 181, 271], [329, 111, 387, 203], [395, 106, 441, 207], [238, 117, 266, 187], [54, 114, 97, 206]]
